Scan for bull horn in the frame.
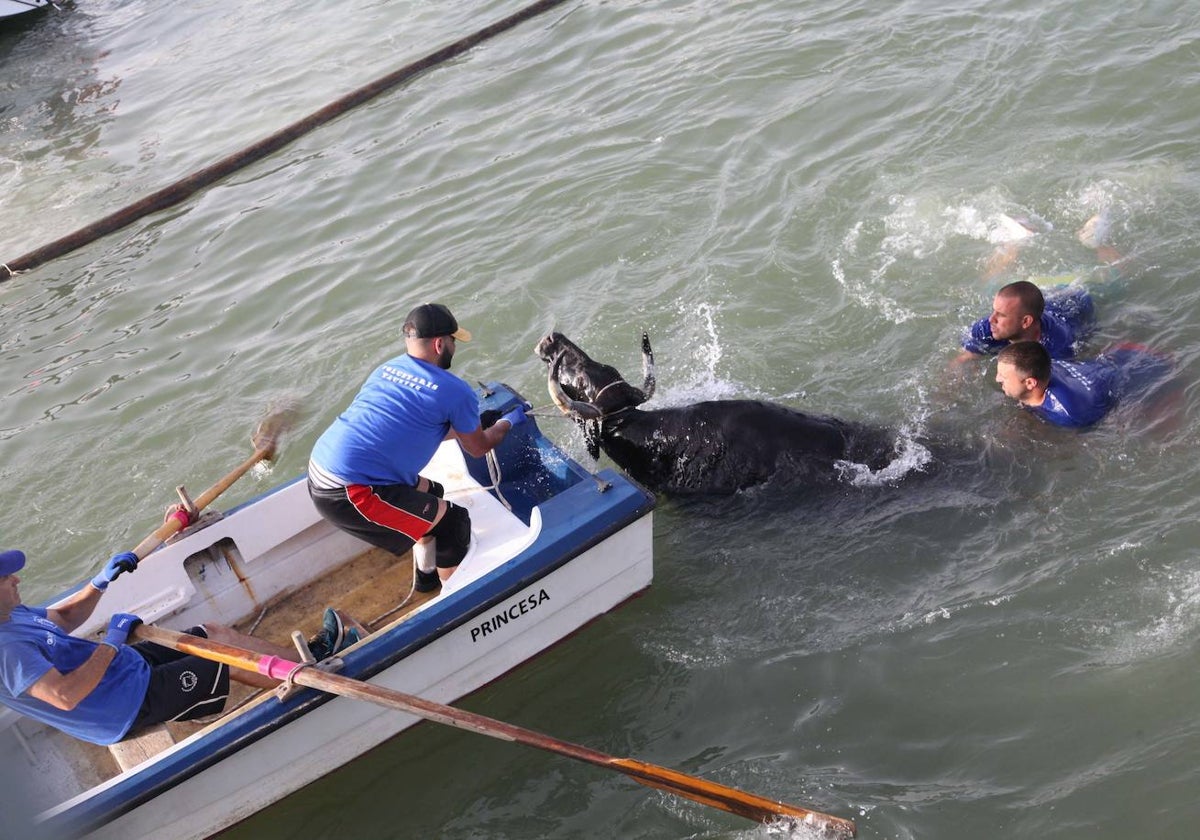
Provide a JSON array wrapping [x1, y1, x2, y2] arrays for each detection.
[[639, 332, 656, 402], [547, 355, 604, 421]]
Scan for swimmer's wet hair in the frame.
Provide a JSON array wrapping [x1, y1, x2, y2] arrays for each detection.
[[998, 340, 1051, 383], [997, 280, 1045, 319]]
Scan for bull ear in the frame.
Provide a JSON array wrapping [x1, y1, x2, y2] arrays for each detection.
[[547, 355, 604, 420], [639, 331, 656, 401]]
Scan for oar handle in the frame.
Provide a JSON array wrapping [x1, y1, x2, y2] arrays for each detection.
[[131, 625, 855, 836]]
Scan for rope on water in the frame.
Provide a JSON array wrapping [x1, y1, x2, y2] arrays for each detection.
[[0, 0, 574, 282]]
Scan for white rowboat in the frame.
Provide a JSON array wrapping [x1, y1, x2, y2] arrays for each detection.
[[3, 381, 655, 839]]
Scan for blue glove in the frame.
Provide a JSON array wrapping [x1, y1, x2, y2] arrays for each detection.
[[91, 551, 139, 591], [103, 613, 142, 649], [500, 404, 526, 428]]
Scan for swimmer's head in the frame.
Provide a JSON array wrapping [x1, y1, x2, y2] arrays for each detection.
[[997, 341, 1051, 393]]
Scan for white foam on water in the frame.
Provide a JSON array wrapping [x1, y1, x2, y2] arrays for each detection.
[[830, 215, 918, 324], [835, 380, 935, 487], [835, 430, 933, 487], [827, 193, 1064, 322], [1088, 561, 1200, 665], [892, 593, 1017, 633]]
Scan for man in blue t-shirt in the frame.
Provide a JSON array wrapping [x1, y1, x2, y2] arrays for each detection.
[[0, 548, 297, 746], [995, 340, 1175, 429], [308, 303, 526, 594], [956, 279, 1095, 363], [954, 213, 1126, 364]]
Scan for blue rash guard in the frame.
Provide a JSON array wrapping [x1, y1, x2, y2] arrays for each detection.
[[0, 605, 149, 745], [963, 286, 1095, 359], [310, 354, 481, 486], [1026, 344, 1174, 429]]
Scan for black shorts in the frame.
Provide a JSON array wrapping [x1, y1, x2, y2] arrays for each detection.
[[130, 626, 229, 730], [308, 479, 442, 560]]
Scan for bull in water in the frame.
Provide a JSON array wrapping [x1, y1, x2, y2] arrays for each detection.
[[536, 332, 914, 495]]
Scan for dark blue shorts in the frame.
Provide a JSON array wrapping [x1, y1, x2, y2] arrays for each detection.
[[130, 626, 229, 729]]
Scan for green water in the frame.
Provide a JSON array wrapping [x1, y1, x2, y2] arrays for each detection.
[[4, 1, 1200, 837]]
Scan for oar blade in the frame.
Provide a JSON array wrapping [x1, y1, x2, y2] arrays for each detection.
[[251, 397, 302, 459], [612, 758, 855, 838]]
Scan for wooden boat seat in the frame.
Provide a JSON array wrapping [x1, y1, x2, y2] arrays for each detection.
[[109, 723, 176, 772], [100, 544, 427, 773]]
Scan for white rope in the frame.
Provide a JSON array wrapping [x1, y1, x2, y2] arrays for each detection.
[[368, 566, 418, 627], [486, 449, 513, 511]]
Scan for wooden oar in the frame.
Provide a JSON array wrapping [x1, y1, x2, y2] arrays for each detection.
[[127, 401, 299, 560], [132, 624, 856, 837], [0, 0, 573, 282]]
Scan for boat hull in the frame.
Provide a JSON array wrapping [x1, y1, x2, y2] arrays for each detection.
[[9, 383, 655, 839], [89, 515, 652, 840], [0, 0, 50, 20]]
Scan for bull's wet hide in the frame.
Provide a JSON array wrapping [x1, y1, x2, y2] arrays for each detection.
[[536, 331, 968, 496]]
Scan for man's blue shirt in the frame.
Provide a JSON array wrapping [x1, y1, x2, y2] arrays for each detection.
[[1026, 345, 1174, 429], [311, 354, 480, 486], [0, 605, 149, 745]]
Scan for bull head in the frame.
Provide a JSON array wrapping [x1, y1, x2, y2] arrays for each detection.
[[536, 331, 657, 422]]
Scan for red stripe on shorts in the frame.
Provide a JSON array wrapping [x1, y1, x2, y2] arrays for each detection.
[[345, 484, 433, 541]]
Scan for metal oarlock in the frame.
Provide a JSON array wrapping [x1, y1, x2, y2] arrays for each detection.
[[174, 485, 200, 520], [277, 631, 342, 700]]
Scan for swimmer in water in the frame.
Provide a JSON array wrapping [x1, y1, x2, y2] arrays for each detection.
[[955, 279, 1095, 364], [954, 212, 1124, 365], [995, 340, 1175, 429]]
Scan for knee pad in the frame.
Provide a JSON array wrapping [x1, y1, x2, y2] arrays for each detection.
[[428, 503, 471, 568]]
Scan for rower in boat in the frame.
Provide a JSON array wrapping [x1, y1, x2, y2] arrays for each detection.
[[2, 381, 657, 839], [0, 546, 354, 746]]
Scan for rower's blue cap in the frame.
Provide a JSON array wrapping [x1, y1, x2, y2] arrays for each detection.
[[0, 549, 26, 576]]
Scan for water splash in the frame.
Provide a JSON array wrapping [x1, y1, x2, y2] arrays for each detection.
[[836, 380, 935, 486], [835, 432, 933, 487], [1084, 560, 1200, 665], [831, 214, 917, 324], [660, 296, 744, 404]]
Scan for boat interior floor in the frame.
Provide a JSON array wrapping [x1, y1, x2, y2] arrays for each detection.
[[94, 545, 431, 777]]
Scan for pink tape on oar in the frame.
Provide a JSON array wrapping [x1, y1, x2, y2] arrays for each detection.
[[167, 509, 191, 529], [258, 655, 300, 681]]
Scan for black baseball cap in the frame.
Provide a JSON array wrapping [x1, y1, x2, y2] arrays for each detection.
[[403, 303, 472, 341]]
